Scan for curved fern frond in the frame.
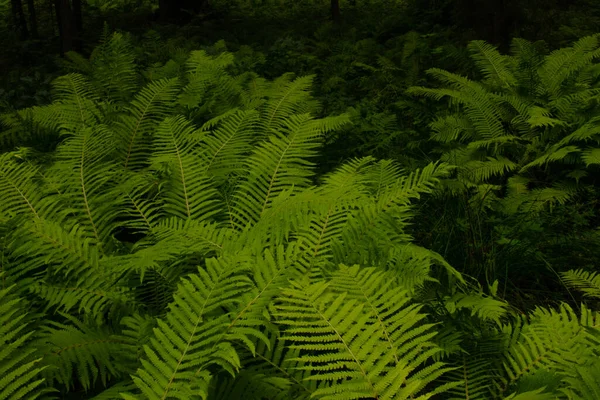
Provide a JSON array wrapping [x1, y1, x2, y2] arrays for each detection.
[[114, 78, 181, 170], [468, 40, 517, 89], [151, 116, 221, 221], [48, 124, 121, 245], [199, 109, 259, 184], [231, 113, 350, 229], [36, 314, 131, 391], [539, 34, 600, 99], [274, 279, 456, 399], [260, 74, 319, 134], [562, 269, 600, 299], [125, 256, 253, 399], [0, 282, 46, 400]]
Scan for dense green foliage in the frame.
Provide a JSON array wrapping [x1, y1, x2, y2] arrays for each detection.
[[2, 1, 600, 399]]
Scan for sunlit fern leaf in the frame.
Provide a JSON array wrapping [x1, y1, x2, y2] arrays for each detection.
[[430, 114, 474, 143], [330, 265, 437, 364], [539, 34, 600, 99], [558, 363, 600, 399], [198, 109, 259, 184], [318, 156, 376, 189], [274, 280, 456, 400], [48, 125, 123, 246], [445, 293, 509, 325], [501, 304, 595, 392], [580, 148, 600, 165], [231, 114, 350, 230], [216, 245, 297, 356], [151, 116, 222, 221], [260, 74, 319, 134], [124, 256, 253, 400], [9, 219, 101, 288], [30, 278, 134, 325], [0, 282, 47, 400], [36, 313, 131, 391], [561, 269, 600, 299], [116, 172, 164, 236], [468, 40, 517, 89], [113, 78, 181, 170], [0, 152, 62, 223], [520, 145, 581, 172], [334, 162, 453, 266], [89, 31, 138, 102]]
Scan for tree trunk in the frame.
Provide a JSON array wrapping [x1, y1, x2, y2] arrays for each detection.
[[331, 0, 341, 22], [25, 0, 38, 38], [11, 0, 29, 39], [55, 0, 75, 54], [72, 0, 83, 51]]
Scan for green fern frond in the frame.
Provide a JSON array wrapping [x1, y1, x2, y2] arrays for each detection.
[[50, 73, 101, 132], [445, 293, 509, 324], [430, 114, 474, 143], [274, 279, 456, 399], [561, 269, 600, 299], [0, 282, 46, 400], [37, 313, 131, 391], [199, 109, 259, 183], [331, 265, 436, 364], [461, 156, 518, 183], [48, 124, 122, 245], [9, 218, 101, 285], [89, 31, 138, 102], [0, 152, 61, 223], [151, 116, 221, 221], [539, 34, 600, 99], [520, 145, 580, 172], [260, 74, 319, 133], [581, 148, 600, 165], [125, 256, 253, 399], [231, 114, 349, 229], [501, 304, 596, 393], [113, 78, 181, 170], [468, 40, 517, 89]]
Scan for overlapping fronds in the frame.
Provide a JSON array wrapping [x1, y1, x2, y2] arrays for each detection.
[[0, 283, 46, 400], [274, 278, 457, 399]]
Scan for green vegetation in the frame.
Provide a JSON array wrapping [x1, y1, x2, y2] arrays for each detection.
[[1, 1, 600, 399]]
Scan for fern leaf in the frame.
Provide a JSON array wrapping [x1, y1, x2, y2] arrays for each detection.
[[151, 116, 221, 221], [126, 256, 253, 399], [561, 269, 600, 299], [0, 282, 46, 400], [114, 78, 181, 170], [468, 40, 517, 89]]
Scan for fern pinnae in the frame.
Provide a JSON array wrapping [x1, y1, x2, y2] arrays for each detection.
[[116, 78, 181, 170]]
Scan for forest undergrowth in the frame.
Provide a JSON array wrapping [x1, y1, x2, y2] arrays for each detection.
[[1, 1, 600, 398]]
